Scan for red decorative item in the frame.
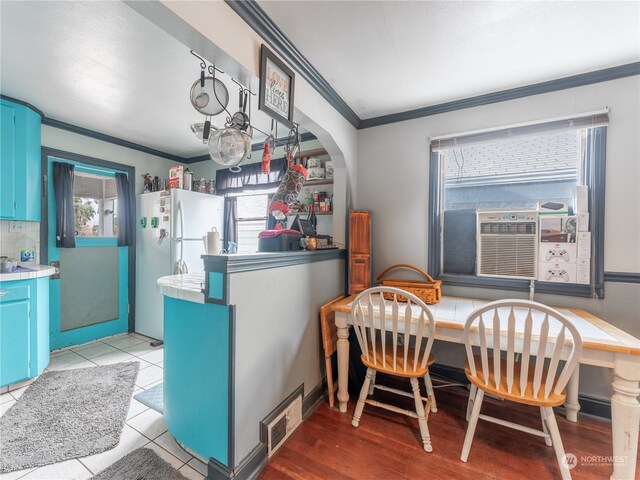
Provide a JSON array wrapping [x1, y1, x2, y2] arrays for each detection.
[[261, 141, 271, 173], [267, 163, 308, 219]]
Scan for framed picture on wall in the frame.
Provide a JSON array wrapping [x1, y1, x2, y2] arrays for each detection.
[[258, 44, 295, 128]]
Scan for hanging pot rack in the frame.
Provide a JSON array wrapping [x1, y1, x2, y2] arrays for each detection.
[[189, 49, 296, 141], [190, 50, 301, 173]]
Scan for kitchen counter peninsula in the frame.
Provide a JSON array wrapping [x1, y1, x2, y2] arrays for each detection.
[[157, 248, 346, 480]]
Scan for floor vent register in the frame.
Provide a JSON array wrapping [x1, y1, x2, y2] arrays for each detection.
[[266, 394, 302, 457]]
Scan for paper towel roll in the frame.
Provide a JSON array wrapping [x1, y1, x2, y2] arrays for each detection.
[[206, 230, 221, 254]]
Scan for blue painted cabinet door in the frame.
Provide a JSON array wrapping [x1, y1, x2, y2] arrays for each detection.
[[0, 99, 41, 221], [0, 103, 17, 219], [0, 300, 30, 386]]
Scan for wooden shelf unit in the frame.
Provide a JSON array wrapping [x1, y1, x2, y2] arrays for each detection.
[[349, 210, 371, 295]]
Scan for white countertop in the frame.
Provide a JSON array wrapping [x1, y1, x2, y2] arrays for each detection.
[[0, 265, 56, 282], [157, 273, 206, 304]]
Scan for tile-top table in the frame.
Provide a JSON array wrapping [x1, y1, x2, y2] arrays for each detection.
[[332, 295, 640, 480]]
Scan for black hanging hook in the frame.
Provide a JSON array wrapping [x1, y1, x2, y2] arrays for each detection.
[[190, 50, 207, 70]]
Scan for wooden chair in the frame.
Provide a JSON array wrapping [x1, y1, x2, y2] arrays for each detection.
[[350, 287, 437, 452], [320, 295, 345, 408], [460, 300, 582, 480]]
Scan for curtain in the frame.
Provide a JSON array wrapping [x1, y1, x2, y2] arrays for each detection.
[[216, 157, 287, 195], [115, 172, 134, 247], [52, 161, 76, 248], [223, 196, 238, 251]]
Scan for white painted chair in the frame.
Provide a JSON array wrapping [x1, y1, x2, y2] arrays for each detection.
[[350, 286, 437, 452], [460, 300, 582, 480]]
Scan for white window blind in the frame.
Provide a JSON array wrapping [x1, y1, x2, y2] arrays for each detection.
[[431, 109, 609, 151]]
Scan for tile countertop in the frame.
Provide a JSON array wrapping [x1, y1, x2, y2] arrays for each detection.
[[0, 264, 56, 282], [157, 273, 205, 304]]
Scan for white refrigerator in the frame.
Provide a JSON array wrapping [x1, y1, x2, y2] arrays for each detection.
[[135, 189, 224, 340]]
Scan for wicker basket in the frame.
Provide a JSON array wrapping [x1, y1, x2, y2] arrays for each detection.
[[376, 264, 442, 304]]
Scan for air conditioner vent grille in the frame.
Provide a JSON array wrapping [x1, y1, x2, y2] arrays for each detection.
[[479, 235, 537, 278], [480, 222, 536, 235], [477, 211, 538, 280]]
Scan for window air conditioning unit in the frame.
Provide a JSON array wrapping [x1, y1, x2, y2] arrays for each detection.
[[477, 210, 538, 280]]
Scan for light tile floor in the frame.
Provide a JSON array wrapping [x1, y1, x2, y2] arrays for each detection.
[[0, 333, 206, 480]]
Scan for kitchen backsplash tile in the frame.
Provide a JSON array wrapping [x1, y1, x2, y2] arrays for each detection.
[[0, 220, 41, 264]]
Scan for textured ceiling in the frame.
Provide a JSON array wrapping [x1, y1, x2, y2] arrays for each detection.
[[1, 1, 638, 159], [0, 1, 275, 158], [258, 1, 640, 119]]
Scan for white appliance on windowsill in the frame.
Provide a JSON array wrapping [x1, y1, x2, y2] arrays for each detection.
[[476, 210, 538, 280], [135, 189, 224, 340]]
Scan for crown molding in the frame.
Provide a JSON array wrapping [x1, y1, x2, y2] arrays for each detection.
[[220, 2, 640, 131], [360, 62, 640, 129], [224, 0, 360, 129]]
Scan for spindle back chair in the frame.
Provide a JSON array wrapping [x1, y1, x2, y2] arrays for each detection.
[[461, 299, 582, 480], [350, 287, 437, 452]]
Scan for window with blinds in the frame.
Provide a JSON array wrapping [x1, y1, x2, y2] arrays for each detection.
[[427, 110, 608, 297]]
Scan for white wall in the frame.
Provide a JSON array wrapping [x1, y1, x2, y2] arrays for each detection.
[[154, 0, 359, 244], [357, 75, 639, 276], [230, 259, 345, 467], [42, 125, 187, 194], [356, 75, 640, 400]]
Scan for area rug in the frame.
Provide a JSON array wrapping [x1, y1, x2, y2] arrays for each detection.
[[0, 362, 139, 473], [91, 448, 188, 480], [133, 382, 164, 414]]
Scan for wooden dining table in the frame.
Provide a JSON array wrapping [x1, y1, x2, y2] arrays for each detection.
[[331, 294, 640, 480]]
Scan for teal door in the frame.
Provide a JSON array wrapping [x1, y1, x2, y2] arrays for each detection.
[[47, 156, 129, 349]]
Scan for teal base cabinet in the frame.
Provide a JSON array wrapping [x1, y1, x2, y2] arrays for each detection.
[[0, 277, 50, 387], [163, 296, 230, 466], [0, 98, 42, 221]]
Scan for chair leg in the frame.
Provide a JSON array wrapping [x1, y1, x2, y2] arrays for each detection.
[[325, 357, 335, 408], [352, 368, 373, 428], [423, 372, 437, 413], [540, 406, 553, 446], [368, 370, 377, 395], [466, 384, 477, 421], [544, 406, 572, 480], [410, 377, 433, 452], [461, 389, 485, 462]]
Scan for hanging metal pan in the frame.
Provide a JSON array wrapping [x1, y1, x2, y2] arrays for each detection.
[[189, 76, 229, 116]]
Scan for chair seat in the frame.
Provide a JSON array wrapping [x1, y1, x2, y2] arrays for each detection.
[[464, 355, 566, 407], [361, 346, 435, 378]]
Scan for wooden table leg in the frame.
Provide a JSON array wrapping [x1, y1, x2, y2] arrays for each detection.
[[335, 312, 350, 413], [564, 365, 580, 422], [610, 355, 640, 480]]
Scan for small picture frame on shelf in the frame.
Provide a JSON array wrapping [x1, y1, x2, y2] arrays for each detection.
[[308, 167, 325, 180], [259, 44, 295, 128], [325, 161, 334, 179]]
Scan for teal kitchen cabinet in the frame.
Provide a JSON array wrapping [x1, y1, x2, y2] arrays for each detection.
[[0, 98, 42, 221], [0, 277, 49, 387]]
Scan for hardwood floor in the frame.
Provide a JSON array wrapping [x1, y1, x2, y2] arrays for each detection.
[[258, 377, 632, 479]]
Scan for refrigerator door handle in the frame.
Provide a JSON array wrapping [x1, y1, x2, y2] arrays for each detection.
[[177, 200, 184, 239]]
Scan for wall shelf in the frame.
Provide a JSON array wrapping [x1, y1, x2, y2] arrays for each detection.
[[286, 211, 333, 216], [304, 179, 333, 186], [299, 148, 328, 158]]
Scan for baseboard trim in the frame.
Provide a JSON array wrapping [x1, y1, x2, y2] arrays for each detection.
[[206, 444, 268, 480], [429, 364, 612, 420], [208, 382, 324, 480], [302, 380, 326, 420]]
